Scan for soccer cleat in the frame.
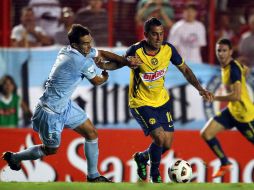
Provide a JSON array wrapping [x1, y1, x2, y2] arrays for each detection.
[[150, 175, 163, 183], [2, 152, 21, 171], [212, 163, 232, 178], [87, 175, 113, 183], [133, 152, 148, 181]]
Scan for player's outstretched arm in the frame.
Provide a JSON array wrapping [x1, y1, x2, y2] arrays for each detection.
[[177, 63, 214, 102], [95, 50, 142, 70]]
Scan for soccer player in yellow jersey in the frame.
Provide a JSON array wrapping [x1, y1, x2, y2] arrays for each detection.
[[124, 17, 213, 183], [96, 17, 212, 183], [200, 38, 254, 178]]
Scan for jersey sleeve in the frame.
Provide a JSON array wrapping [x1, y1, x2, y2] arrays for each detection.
[[230, 62, 241, 83], [88, 48, 99, 58], [168, 43, 184, 66], [82, 59, 97, 80], [126, 45, 137, 57]]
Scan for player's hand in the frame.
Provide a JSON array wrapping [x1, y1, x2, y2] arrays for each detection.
[[126, 55, 143, 69], [199, 89, 214, 102], [101, 70, 109, 81]]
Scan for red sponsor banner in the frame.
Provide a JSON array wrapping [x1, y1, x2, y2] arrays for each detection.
[[0, 128, 253, 182]]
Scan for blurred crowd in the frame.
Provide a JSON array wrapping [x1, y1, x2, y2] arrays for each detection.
[[9, 0, 254, 67]]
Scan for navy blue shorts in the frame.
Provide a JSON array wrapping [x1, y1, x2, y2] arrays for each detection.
[[214, 108, 254, 136], [130, 101, 174, 136]]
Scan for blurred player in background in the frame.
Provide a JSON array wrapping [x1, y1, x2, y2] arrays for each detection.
[[200, 38, 254, 178], [2, 24, 141, 183], [98, 17, 213, 183]]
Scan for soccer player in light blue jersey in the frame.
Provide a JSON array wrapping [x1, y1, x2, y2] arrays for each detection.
[[2, 24, 141, 182]]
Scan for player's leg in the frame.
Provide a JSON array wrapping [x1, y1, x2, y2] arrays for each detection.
[[74, 120, 112, 182], [200, 108, 235, 166], [200, 118, 233, 178], [148, 108, 175, 183], [2, 104, 61, 170], [162, 131, 174, 153], [161, 108, 174, 154], [149, 127, 169, 183], [65, 101, 111, 182], [74, 119, 99, 179], [200, 118, 230, 162], [133, 113, 174, 160], [131, 101, 173, 183], [235, 120, 254, 144], [130, 108, 150, 181], [200, 108, 235, 177]]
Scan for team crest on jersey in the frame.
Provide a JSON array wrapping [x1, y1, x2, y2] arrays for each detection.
[[151, 58, 158, 65], [141, 68, 167, 82], [149, 118, 156, 125], [204, 73, 254, 119]]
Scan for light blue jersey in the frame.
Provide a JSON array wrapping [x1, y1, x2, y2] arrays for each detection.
[[40, 45, 98, 113], [32, 46, 98, 147]]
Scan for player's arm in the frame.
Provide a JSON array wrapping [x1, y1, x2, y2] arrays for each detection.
[[94, 55, 125, 70], [215, 62, 242, 102], [168, 42, 213, 102], [95, 50, 142, 70], [177, 63, 214, 102], [89, 70, 109, 86], [214, 82, 241, 102]]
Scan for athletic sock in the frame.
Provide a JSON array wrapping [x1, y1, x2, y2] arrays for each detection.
[[12, 145, 45, 162], [140, 147, 168, 162], [84, 138, 100, 179], [205, 137, 229, 165], [149, 143, 163, 176]]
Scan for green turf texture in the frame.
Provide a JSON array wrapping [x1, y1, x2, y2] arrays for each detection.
[[0, 182, 253, 190]]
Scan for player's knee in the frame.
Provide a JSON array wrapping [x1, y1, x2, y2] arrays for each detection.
[[200, 129, 209, 140], [153, 135, 166, 147], [163, 139, 172, 150], [42, 146, 58, 155], [85, 128, 98, 140]]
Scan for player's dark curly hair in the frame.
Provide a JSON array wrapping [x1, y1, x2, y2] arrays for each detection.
[[68, 24, 91, 44], [0, 75, 17, 95], [144, 17, 162, 33], [217, 38, 233, 49]]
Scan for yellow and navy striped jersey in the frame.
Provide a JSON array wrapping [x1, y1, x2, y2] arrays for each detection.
[[221, 60, 254, 122], [126, 41, 184, 108]]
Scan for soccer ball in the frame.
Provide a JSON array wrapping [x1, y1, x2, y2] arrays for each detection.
[[168, 159, 192, 183]]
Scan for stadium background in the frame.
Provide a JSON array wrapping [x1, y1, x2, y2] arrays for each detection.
[[0, 0, 254, 183]]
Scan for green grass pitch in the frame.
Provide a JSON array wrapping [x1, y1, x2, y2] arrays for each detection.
[[0, 182, 253, 190]]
